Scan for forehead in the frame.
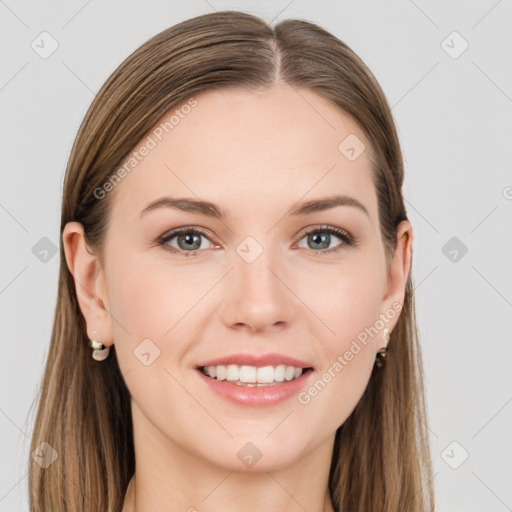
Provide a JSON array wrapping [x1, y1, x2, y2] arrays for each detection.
[[110, 84, 378, 223]]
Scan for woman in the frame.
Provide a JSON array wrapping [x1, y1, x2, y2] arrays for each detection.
[[28, 10, 435, 512]]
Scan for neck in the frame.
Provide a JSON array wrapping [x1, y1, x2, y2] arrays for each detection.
[[122, 403, 337, 512], [123, 473, 336, 512]]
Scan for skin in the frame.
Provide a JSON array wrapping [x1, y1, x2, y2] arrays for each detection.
[[63, 83, 412, 512]]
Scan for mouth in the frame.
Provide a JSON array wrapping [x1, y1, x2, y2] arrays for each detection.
[[199, 364, 314, 387], [194, 353, 315, 406]]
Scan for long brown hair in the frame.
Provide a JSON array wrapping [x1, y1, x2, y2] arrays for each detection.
[[28, 10, 434, 511]]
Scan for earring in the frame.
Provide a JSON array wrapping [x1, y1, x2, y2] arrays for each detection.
[[375, 327, 390, 369], [88, 339, 110, 361]]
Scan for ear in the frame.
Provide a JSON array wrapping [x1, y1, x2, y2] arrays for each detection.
[[379, 219, 413, 344], [62, 222, 114, 347]]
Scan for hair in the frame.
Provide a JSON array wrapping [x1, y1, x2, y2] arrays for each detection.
[[27, 10, 434, 512]]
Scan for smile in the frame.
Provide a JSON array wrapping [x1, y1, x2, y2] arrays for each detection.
[[201, 364, 308, 386], [194, 352, 314, 406]]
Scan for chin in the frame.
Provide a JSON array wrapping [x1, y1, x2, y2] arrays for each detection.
[[202, 436, 308, 473]]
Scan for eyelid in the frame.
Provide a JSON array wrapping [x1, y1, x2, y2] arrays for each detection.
[[294, 224, 352, 242]]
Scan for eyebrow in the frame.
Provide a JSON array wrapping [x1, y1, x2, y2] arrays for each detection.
[[139, 194, 369, 220]]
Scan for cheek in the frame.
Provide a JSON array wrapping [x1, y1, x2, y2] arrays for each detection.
[[107, 252, 199, 335], [309, 254, 386, 344], [104, 257, 200, 426], [308, 254, 385, 391], [297, 273, 383, 433], [105, 252, 215, 383], [104, 254, 177, 378]]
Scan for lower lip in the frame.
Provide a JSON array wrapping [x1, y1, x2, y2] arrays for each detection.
[[196, 368, 314, 407]]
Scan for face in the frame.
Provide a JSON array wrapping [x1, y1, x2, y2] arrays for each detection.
[[65, 84, 411, 473]]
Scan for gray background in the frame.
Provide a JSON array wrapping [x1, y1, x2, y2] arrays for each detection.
[[1, 1, 511, 510]]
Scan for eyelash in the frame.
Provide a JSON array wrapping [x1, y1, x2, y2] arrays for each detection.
[[156, 225, 357, 257]]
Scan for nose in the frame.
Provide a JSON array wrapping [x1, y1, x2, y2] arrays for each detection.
[[218, 248, 297, 335]]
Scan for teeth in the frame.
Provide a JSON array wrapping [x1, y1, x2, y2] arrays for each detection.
[[256, 366, 274, 383], [274, 365, 285, 382], [216, 365, 226, 381], [226, 364, 239, 381], [284, 366, 295, 381], [202, 364, 305, 384], [239, 365, 256, 383]]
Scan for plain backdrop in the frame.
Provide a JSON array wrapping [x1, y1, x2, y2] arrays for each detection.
[[1, 1, 511, 510]]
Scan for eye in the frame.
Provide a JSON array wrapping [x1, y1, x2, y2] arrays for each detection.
[[157, 224, 356, 257], [157, 226, 216, 256], [295, 225, 355, 255]]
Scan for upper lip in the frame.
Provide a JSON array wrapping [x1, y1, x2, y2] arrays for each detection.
[[196, 353, 313, 369]]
